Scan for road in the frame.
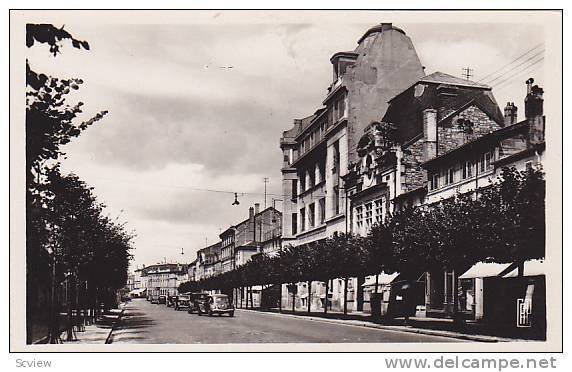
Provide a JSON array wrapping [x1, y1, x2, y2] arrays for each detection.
[[110, 299, 464, 344]]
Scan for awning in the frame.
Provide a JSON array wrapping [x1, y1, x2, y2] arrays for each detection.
[[459, 262, 511, 279], [362, 272, 399, 287], [251, 285, 263, 291], [502, 259, 546, 278]]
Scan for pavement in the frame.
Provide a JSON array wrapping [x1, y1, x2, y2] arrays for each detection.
[[109, 298, 465, 344]]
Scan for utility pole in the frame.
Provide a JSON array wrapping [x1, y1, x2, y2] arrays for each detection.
[[462, 67, 473, 80], [263, 177, 269, 209]]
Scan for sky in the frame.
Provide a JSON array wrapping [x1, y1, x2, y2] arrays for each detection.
[[24, 11, 546, 270]]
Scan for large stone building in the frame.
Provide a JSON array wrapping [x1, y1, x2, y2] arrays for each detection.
[[343, 75, 545, 320], [141, 263, 189, 299], [280, 23, 425, 251], [279, 23, 425, 312]]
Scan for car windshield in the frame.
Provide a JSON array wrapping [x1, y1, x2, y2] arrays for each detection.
[[179, 295, 190, 300], [214, 296, 228, 306]]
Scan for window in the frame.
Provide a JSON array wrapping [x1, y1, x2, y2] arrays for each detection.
[[479, 154, 486, 173], [299, 174, 305, 194], [333, 186, 340, 215], [485, 151, 493, 170], [292, 213, 298, 235], [430, 173, 439, 190], [462, 161, 473, 179], [291, 180, 298, 201], [309, 168, 315, 189], [309, 203, 315, 228], [375, 198, 384, 224], [365, 203, 373, 227], [356, 206, 363, 228], [444, 167, 454, 186], [319, 198, 326, 224], [300, 207, 306, 232], [332, 141, 340, 174]]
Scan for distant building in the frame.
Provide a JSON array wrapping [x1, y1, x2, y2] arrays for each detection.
[[194, 242, 222, 281], [219, 203, 283, 268], [141, 263, 189, 298]]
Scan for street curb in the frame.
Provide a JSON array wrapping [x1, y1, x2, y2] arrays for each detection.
[[105, 307, 126, 344], [235, 309, 524, 343]]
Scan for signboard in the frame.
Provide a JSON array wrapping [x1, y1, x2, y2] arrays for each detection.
[[516, 298, 532, 328]]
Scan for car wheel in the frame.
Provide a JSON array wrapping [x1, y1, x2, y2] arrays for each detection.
[[208, 310, 213, 317], [229, 312, 234, 317]]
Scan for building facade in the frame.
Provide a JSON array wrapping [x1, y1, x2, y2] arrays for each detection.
[[280, 23, 425, 250], [141, 263, 189, 299]]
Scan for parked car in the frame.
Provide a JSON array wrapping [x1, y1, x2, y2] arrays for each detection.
[[150, 296, 159, 304], [167, 295, 178, 307], [197, 294, 234, 317], [158, 295, 167, 304], [175, 294, 191, 311], [187, 293, 209, 314]]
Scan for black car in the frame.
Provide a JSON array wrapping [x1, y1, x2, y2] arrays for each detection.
[[187, 293, 209, 314], [197, 294, 235, 317], [175, 294, 191, 311], [158, 295, 167, 304], [167, 295, 178, 307]]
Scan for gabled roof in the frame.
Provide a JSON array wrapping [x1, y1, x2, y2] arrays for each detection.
[[419, 71, 490, 90]]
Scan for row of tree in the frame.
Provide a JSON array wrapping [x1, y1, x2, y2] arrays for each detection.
[[26, 24, 133, 343], [180, 166, 545, 312]]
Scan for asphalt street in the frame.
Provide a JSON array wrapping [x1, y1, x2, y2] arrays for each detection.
[[110, 299, 464, 344]]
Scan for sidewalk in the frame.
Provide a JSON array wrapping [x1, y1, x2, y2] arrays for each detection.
[[34, 303, 127, 345], [236, 308, 542, 343]]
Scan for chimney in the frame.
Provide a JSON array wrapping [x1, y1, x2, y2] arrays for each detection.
[[422, 108, 438, 162], [249, 206, 254, 221], [525, 78, 544, 118], [381, 23, 393, 31], [524, 78, 545, 145], [254, 203, 260, 215], [504, 102, 518, 126]]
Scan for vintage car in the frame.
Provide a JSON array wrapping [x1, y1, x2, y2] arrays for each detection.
[[187, 293, 209, 314], [175, 294, 191, 311], [167, 295, 178, 307], [158, 295, 167, 304], [150, 296, 159, 304], [197, 294, 234, 317]]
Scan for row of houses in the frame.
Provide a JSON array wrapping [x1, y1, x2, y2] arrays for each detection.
[[277, 23, 546, 329], [188, 203, 283, 281]]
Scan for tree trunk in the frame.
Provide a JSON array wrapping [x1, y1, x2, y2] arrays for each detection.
[[324, 280, 329, 314], [66, 277, 73, 341], [451, 270, 465, 328], [375, 274, 379, 294], [278, 284, 282, 313], [343, 277, 348, 315], [48, 257, 58, 343], [249, 286, 254, 309], [291, 283, 295, 314], [307, 280, 311, 314]]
